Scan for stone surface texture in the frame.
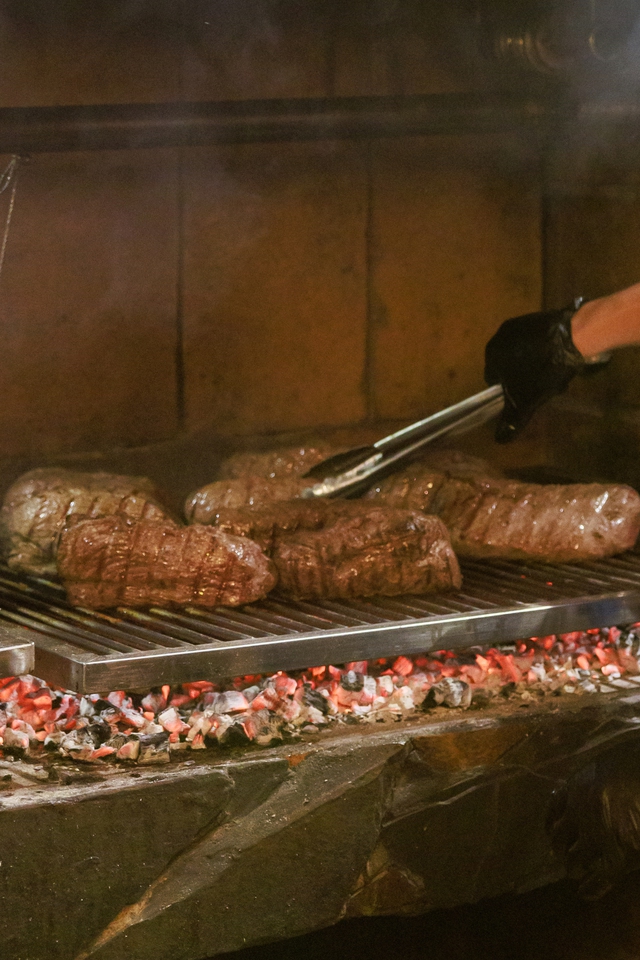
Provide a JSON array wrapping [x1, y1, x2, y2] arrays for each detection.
[[3, 691, 640, 960]]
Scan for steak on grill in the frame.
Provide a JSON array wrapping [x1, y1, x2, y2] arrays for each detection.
[[186, 447, 501, 523], [1, 469, 173, 576], [272, 507, 461, 599], [218, 443, 338, 480], [204, 500, 343, 551], [57, 517, 277, 610], [366, 467, 640, 562], [198, 499, 461, 599], [185, 475, 308, 522]]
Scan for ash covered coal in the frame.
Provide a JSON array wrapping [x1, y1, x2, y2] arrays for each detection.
[[1, 625, 640, 766]]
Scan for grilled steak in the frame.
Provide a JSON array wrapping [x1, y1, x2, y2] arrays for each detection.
[[185, 475, 308, 522], [189, 447, 500, 524], [366, 467, 640, 562], [198, 499, 461, 599], [1, 468, 173, 576], [204, 500, 342, 551], [271, 507, 461, 599], [416, 448, 504, 480], [218, 443, 337, 480], [57, 517, 277, 610]]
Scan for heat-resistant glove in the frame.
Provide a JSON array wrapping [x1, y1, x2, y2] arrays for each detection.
[[484, 299, 586, 443]]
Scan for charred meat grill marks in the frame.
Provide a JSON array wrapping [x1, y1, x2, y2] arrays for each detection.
[[185, 475, 309, 521], [218, 443, 338, 480], [188, 499, 461, 599], [366, 467, 640, 562], [201, 500, 387, 551], [1, 469, 173, 576], [271, 509, 461, 599], [57, 517, 277, 610]]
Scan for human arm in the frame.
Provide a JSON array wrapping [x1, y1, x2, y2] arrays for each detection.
[[572, 282, 640, 356], [485, 282, 640, 443]]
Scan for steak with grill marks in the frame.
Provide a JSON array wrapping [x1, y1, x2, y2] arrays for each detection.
[[184, 475, 308, 523], [198, 500, 461, 599], [366, 467, 640, 562], [271, 507, 461, 599], [195, 499, 363, 550], [1, 468, 174, 576], [218, 443, 338, 481], [57, 516, 277, 610]]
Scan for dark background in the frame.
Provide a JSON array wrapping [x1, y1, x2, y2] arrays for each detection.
[[219, 872, 640, 960]]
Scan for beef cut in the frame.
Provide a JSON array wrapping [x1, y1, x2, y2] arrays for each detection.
[[218, 443, 338, 481], [1, 469, 173, 576], [185, 475, 308, 522], [197, 499, 461, 599], [414, 448, 504, 480], [366, 466, 640, 562], [57, 517, 277, 610], [205, 499, 344, 551], [271, 507, 461, 599]]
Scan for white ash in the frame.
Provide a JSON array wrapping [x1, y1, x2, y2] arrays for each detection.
[[0, 625, 639, 765]]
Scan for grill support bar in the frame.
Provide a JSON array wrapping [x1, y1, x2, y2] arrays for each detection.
[[24, 588, 640, 693], [0, 626, 34, 678]]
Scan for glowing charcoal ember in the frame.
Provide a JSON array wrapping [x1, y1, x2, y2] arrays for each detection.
[[206, 691, 249, 714], [138, 737, 170, 763], [392, 656, 413, 677], [141, 691, 166, 713], [426, 678, 473, 709], [274, 675, 297, 698], [3, 727, 31, 751], [117, 739, 140, 761], [0, 624, 639, 766]]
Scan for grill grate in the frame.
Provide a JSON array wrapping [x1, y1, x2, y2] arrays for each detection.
[[1, 555, 640, 693]]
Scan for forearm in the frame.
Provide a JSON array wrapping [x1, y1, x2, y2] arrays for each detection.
[[571, 283, 640, 357]]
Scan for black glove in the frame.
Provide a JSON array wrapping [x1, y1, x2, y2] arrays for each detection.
[[484, 300, 586, 443]]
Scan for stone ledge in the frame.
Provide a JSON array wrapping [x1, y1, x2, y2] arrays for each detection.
[[2, 691, 640, 960]]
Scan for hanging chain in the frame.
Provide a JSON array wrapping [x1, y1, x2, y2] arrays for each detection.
[[0, 155, 23, 284]]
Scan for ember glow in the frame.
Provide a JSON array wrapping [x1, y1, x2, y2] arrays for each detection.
[[1, 625, 639, 764]]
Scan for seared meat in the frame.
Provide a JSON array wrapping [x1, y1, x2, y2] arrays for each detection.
[[271, 507, 461, 599], [205, 500, 342, 552], [185, 475, 308, 522], [366, 467, 640, 562], [1, 468, 173, 576], [416, 448, 504, 480], [218, 443, 337, 480], [57, 517, 276, 610], [190, 447, 499, 524], [199, 499, 461, 599]]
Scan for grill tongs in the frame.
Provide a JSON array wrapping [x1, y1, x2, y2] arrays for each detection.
[[302, 383, 504, 499]]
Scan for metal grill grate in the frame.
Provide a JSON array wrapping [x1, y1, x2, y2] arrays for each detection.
[[1, 555, 640, 693]]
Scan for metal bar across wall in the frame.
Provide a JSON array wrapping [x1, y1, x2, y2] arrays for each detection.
[[0, 94, 636, 153]]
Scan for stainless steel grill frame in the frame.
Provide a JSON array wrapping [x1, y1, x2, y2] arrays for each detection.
[[1, 555, 640, 692]]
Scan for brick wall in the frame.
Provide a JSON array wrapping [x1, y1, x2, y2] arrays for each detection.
[[0, 0, 542, 459]]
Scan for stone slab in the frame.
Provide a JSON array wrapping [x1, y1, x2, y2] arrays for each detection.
[[3, 691, 640, 960]]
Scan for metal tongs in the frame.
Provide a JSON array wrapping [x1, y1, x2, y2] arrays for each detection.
[[301, 383, 504, 499]]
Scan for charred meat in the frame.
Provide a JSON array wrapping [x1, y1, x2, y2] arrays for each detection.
[[202, 499, 344, 552], [218, 443, 338, 481], [1, 468, 173, 576], [193, 498, 461, 599], [272, 507, 461, 599], [57, 516, 277, 610], [366, 466, 640, 562], [185, 475, 308, 522]]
